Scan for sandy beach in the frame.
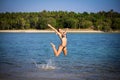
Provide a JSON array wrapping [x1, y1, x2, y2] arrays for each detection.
[[0, 29, 103, 33]]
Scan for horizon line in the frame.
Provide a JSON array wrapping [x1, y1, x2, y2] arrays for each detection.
[[0, 9, 120, 13]]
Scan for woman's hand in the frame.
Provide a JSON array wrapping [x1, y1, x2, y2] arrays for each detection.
[[47, 24, 51, 27]]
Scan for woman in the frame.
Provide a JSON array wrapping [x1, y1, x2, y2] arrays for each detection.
[[48, 24, 67, 57]]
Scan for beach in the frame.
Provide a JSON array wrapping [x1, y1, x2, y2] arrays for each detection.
[[0, 29, 103, 33]]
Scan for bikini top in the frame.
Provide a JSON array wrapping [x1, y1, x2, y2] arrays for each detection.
[[62, 32, 66, 38]]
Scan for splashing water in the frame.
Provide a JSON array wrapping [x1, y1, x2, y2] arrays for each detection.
[[32, 59, 57, 70]]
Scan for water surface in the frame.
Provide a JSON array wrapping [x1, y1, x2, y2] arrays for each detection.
[[0, 33, 120, 80]]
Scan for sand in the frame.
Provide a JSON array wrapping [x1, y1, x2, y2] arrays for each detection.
[[0, 29, 103, 33]]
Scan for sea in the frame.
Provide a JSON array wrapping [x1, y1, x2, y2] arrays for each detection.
[[0, 32, 120, 80]]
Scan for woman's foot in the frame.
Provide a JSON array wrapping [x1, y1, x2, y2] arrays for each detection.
[[50, 43, 55, 48]]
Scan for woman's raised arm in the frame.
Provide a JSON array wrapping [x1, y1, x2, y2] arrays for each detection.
[[47, 24, 60, 35]]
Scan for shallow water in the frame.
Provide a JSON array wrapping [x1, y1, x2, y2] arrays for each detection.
[[0, 33, 120, 80]]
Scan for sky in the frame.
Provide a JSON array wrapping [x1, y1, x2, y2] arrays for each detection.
[[0, 0, 120, 13]]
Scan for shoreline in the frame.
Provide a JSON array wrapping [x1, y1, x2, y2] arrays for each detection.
[[0, 29, 104, 33], [0, 29, 119, 33]]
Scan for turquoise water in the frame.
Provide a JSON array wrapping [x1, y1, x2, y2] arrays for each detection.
[[0, 33, 120, 80]]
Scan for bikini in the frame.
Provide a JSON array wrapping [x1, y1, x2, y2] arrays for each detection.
[[61, 33, 67, 48]]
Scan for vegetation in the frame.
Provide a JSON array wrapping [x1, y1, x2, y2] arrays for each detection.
[[0, 10, 120, 32]]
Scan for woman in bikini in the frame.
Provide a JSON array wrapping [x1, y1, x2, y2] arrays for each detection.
[[48, 24, 67, 57]]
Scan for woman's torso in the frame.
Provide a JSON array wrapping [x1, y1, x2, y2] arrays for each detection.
[[60, 34, 67, 47], [61, 37, 67, 47]]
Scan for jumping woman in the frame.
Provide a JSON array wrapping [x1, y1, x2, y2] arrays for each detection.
[[48, 24, 67, 57]]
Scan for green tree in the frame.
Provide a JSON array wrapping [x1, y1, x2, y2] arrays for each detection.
[[81, 20, 93, 29], [63, 18, 78, 29], [0, 10, 120, 31], [95, 18, 111, 31], [112, 18, 120, 30], [46, 17, 56, 28], [29, 17, 38, 29]]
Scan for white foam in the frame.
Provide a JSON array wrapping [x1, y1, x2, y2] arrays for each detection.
[[32, 59, 57, 70]]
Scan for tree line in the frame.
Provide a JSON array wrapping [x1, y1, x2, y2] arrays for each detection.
[[0, 10, 120, 32]]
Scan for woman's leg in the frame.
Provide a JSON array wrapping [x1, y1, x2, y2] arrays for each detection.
[[50, 43, 63, 57], [63, 47, 67, 56]]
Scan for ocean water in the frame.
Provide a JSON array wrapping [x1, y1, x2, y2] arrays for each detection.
[[0, 33, 120, 80]]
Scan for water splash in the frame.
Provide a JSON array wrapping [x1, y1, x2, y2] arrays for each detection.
[[32, 59, 57, 70]]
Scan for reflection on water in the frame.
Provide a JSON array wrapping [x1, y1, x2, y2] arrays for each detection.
[[0, 33, 120, 80]]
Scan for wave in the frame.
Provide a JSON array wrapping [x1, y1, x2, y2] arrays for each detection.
[[0, 61, 15, 65]]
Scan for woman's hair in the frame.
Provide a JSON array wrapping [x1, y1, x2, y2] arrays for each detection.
[[57, 28, 60, 32]]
